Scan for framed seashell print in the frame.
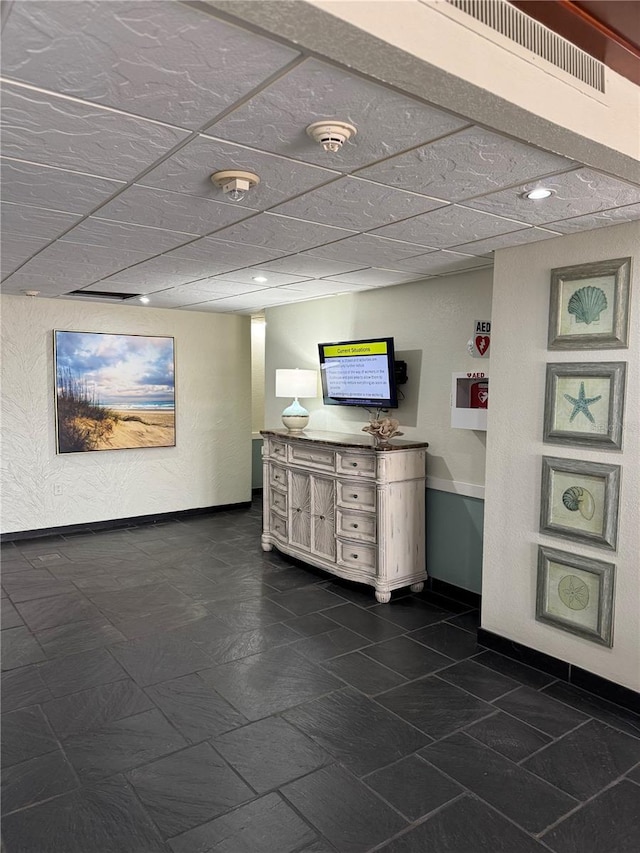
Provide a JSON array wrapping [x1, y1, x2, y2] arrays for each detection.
[[543, 362, 626, 450], [536, 546, 615, 647], [540, 456, 621, 550], [548, 256, 631, 349]]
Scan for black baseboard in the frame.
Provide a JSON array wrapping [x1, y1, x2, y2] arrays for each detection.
[[478, 628, 640, 715], [428, 577, 481, 608], [0, 501, 252, 542], [252, 487, 264, 496]]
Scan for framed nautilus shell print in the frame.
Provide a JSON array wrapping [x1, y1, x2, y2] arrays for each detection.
[[548, 257, 631, 350], [540, 457, 621, 550], [536, 546, 615, 647]]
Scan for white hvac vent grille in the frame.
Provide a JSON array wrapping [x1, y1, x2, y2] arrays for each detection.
[[445, 0, 605, 92]]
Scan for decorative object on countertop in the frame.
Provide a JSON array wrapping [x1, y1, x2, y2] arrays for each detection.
[[275, 368, 318, 431], [362, 416, 404, 447]]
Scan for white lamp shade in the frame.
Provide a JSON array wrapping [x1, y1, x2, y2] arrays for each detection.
[[275, 369, 318, 399]]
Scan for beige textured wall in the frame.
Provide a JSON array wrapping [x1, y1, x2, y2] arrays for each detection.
[[0, 296, 252, 533]]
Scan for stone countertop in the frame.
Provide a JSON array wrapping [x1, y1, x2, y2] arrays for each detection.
[[260, 429, 429, 451]]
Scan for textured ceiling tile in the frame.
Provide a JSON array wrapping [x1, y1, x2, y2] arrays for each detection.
[[166, 279, 269, 297], [100, 256, 225, 288], [211, 214, 354, 253], [465, 168, 640, 225], [168, 236, 283, 269], [1, 269, 104, 292], [139, 135, 338, 208], [1, 202, 80, 240], [271, 177, 447, 230], [1, 158, 124, 214], [60, 217, 194, 255], [547, 202, 640, 234], [306, 234, 426, 266], [1, 279, 73, 297], [320, 268, 419, 287], [372, 204, 528, 248], [257, 254, 367, 278], [1, 234, 54, 278], [93, 186, 257, 236], [383, 250, 493, 275], [356, 127, 575, 201], [1, 1, 299, 129], [1, 85, 188, 180], [209, 269, 312, 287], [281, 280, 372, 295], [454, 227, 562, 256], [210, 58, 469, 169], [12, 241, 153, 282]]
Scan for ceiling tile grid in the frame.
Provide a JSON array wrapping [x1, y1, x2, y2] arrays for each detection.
[[1, 0, 639, 312]]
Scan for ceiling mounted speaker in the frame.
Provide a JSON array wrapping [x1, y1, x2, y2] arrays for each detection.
[[306, 120, 357, 153], [210, 169, 260, 202]]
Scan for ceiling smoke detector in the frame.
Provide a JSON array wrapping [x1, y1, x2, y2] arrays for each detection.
[[306, 120, 357, 153], [210, 169, 260, 202]]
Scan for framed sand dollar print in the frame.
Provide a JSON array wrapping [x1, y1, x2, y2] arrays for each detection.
[[536, 546, 615, 646]]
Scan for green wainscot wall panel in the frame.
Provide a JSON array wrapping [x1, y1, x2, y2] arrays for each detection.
[[252, 437, 264, 490], [426, 488, 484, 595]]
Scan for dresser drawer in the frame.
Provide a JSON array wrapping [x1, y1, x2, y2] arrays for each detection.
[[268, 439, 287, 462], [336, 480, 376, 512], [337, 540, 377, 572], [336, 510, 376, 543], [336, 452, 376, 478], [269, 512, 288, 541], [289, 443, 335, 472], [269, 464, 287, 490], [269, 487, 287, 516]]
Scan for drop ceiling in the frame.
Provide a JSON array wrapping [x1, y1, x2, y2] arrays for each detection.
[[1, 1, 639, 314]]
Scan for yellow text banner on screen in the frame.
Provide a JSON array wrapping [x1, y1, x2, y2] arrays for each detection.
[[322, 342, 388, 357]]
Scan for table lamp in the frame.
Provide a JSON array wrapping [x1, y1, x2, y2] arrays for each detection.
[[275, 368, 318, 431]]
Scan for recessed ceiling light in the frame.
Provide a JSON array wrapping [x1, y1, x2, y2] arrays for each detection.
[[522, 188, 554, 200], [252, 275, 268, 283], [210, 169, 260, 202], [139, 296, 150, 304]]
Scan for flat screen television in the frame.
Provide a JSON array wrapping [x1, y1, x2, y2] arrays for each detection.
[[318, 337, 398, 409]]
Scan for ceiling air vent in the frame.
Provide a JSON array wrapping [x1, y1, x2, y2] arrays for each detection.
[[445, 0, 605, 92], [67, 290, 141, 301]]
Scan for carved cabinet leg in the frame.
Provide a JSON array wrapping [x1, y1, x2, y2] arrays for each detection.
[[375, 589, 392, 603], [410, 582, 424, 593], [261, 538, 273, 552]]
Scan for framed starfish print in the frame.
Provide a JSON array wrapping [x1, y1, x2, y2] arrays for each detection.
[[543, 362, 626, 449], [548, 256, 631, 350], [536, 546, 615, 647]]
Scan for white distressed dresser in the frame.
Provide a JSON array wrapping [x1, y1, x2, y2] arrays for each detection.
[[260, 430, 429, 602]]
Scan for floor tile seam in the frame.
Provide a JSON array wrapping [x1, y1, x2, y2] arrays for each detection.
[[359, 640, 458, 675], [489, 699, 590, 740], [514, 716, 596, 768], [54, 704, 179, 745], [356, 688, 450, 743], [535, 770, 640, 840], [365, 792, 471, 853], [539, 683, 640, 738], [317, 647, 413, 687], [1, 778, 82, 820], [14, 601, 109, 636], [430, 670, 524, 703], [119, 773, 179, 845], [472, 650, 560, 686], [423, 727, 586, 807], [2, 702, 70, 772], [464, 794, 560, 851]]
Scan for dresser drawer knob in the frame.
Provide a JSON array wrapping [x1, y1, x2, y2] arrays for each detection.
[[351, 553, 359, 559], [351, 462, 358, 467], [296, 508, 301, 513], [352, 494, 358, 499], [352, 523, 358, 529], [319, 515, 325, 520]]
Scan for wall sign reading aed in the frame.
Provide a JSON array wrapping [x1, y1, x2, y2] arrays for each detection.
[[468, 319, 491, 358]]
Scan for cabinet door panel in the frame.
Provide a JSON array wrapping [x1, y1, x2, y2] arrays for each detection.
[[290, 470, 311, 551], [311, 475, 336, 561]]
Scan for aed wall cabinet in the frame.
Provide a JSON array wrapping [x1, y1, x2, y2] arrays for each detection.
[[451, 372, 489, 430]]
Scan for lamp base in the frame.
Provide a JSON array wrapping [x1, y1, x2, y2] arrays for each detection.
[[281, 414, 310, 432], [281, 399, 310, 432]]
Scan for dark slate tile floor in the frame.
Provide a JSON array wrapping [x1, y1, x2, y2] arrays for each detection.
[[2, 500, 640, 853]]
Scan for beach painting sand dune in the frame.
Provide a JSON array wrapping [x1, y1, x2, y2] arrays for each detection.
[[54, 331, 175, 453]]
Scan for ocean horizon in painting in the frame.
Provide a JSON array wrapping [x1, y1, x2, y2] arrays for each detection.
[[54, 331, 175, 453]]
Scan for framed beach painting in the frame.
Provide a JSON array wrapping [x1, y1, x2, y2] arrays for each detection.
[[547, 256, 631, 350], [54, 331, 175, 453], [536, 546, 615, 647], [543, 362, 626, 450], [540, 456, 621, 550]]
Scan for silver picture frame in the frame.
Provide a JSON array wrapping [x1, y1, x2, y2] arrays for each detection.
[[548, 256, 631, 349], [543, 362, 626, 450], [540, 456, 621, 550], [536, 546, 615, 647]]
